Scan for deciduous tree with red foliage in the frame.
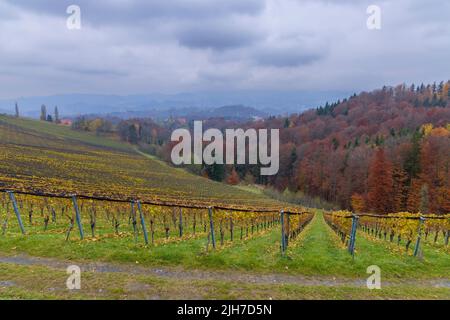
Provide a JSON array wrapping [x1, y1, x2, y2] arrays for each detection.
[[419, 127, 450, 213], [367, 148, 394, 214], [392, 165, 408, 212], [407, 178, 421, 213], [226, 168, 240, 185]]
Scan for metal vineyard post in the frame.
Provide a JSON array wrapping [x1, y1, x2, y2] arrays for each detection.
[[7, 191, 26, 235], [136, 201, 149, 245], [71, 196, 84, 240], [208, 207, 216, 249]]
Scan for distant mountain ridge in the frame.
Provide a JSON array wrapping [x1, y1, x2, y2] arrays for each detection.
[[0, 91, 351, 119], [89, 104, 267, 121]]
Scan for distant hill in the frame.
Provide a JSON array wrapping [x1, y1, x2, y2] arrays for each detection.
[[93, 104, 267, 121], [202, 105, 267, 120], [0, 90, 351, 119]]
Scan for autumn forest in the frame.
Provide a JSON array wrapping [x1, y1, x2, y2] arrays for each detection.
[[271, 82, 450, 214], [72, 81, 450, 214]]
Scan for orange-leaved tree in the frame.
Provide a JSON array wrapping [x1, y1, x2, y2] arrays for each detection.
[[351, 193, 365, 213], [367, 148, 393, 214]]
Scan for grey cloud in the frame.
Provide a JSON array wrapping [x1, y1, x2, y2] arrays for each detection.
[[177, 23, 263, 50], [254, 50, 323, 67], [0, 0, 449, 99], [250, 35, 328, 68], [403, 0, 450, 25], [5, 0, 265, 25], [59, 66, 128, 77], [0, 2, 18, 20]]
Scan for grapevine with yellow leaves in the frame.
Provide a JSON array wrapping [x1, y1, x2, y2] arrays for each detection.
[[325, 210, 449, 253], [0, 191, 312, 250], [323, 211, 354, 245]]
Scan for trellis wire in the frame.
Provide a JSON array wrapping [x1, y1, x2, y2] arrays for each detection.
[[1, 190, 311, 255]]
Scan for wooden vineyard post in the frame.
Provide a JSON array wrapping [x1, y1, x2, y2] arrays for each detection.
[[230, 217, 234, 242], [71, 196, 84, 240], [413, 216, 425, 257], [280, 210, 286, 254], [179, 208, 183, 237], [136, 201, 149, 245], [208, 207, 216, 249], [348, 214, 359, 256], [7, 191, 26, 235], [286, 212, 290, 247]]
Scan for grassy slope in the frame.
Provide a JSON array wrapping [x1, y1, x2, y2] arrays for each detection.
[[1, 263, 449, 300], [0, 211, 448, 280], [0, 115, 284, 208], [289, 212, 450, 279], [0, 213, 448, 299], [0, 115, 130, 151]]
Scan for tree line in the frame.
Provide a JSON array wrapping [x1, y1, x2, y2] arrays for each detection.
[[13, 103, 61, 124]]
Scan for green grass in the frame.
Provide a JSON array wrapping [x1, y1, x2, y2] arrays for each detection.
[[233, 185, 265, 195], [0, 115, 131, 151], [0, 211, 448, 300], [0, 262, 449, 300], [0, 222, 284, 272], [0, 211, 448, 280], [279, 212, 450, 279]]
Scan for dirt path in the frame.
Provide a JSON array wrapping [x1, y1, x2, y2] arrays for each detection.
[[1, 253, 449, 288]]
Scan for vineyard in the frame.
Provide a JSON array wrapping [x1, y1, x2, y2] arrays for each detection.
[[324, 211, 450, 257], [0, 115, 447, 259], [0, 115, 449, 300], [0, 115, 317, 262], [0, 190, 314, 254], [0, 115, 290, 209]]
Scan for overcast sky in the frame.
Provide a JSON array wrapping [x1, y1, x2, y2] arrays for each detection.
[[0, 0, 449, 99]]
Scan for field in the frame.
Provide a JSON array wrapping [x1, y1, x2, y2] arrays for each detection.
[[0, 115, 449, 300]]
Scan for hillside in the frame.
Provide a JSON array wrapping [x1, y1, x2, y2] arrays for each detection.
[[5, 82, 449, 214], [102, 104, 267, 121], [264, 83, 450, 212], [0, 91, 350, 118], [0, 115, 284, 209], [110, 82, 450, 214]]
